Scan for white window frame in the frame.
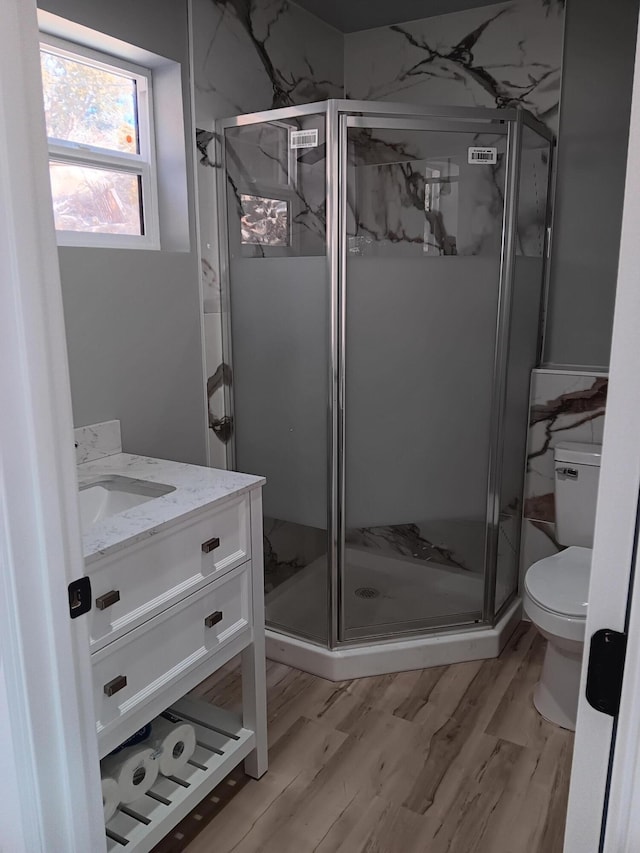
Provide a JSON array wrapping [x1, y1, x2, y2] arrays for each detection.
[[39, 33, 160, 250]]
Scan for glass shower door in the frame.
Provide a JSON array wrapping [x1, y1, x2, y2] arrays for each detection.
[[494, 125, 551, 616], [340, 115, 509, 641], [222, 112, 330, 643]]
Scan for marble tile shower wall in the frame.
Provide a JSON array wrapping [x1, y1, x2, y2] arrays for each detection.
[[345, 0, 565, 132], [520, 369, 608, 590], [192, 0, 565, 468]]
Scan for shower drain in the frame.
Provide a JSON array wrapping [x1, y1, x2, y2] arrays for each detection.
[[354, 586, 380, 599]]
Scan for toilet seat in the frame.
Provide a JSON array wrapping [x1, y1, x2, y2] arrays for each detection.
[[525, 546, 591, 616], [523, 546, 592, 643], [523, 593, 587, 643]]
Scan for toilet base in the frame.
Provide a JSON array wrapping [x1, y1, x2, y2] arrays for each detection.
[[533, 638, 583, 731]]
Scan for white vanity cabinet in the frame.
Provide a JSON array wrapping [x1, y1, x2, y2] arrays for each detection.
[[87, 493, 251, 653], [76, 431, 267, 853], [93, 557, 252, 753]]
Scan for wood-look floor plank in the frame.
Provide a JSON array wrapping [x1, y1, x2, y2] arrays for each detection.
[[183, 717, 347, 853], [390, 666, 448, 722], [538, 737, 573, 853], [182, 768, 313, 853], [276, 709, 417, 843], [312, 789, 387, 853], [475, 728, 572, 853], [316, 795, 431, 853], [417, 733, 524, 853], [469, 737, 555, 852], [485, 632, 548, 748], [160, 622, 575, 853], [400, 628, 537, 817]]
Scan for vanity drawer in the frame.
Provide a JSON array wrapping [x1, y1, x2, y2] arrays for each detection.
[[93, 563, 251, 741], [88, 494, 250, 651]]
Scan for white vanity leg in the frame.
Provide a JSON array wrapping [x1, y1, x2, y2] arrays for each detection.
[[242, 488, 268, 779]]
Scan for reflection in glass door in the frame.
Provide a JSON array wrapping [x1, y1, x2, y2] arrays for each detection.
[[340, 117, 509, 641]]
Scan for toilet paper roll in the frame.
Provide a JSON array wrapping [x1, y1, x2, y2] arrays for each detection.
[[101, 746, 159, 804], [101, 777, 120, 823], [149, 714, 196, 777]]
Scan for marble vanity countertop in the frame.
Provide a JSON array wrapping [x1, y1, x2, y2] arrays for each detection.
[[78, 452, 265, 565]]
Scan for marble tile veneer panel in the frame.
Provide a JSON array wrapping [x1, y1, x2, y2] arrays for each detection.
[[345, 0, 565, 133], [74, 420, 122, 465], [524, 369, 608, 524], [519, 517, 562, 613], [192, 0, 344, 127], [192, 0, 344, 462], [346, 520, 483, 573], [203, 313, 230, 469], [195, 137, 222, 316], [264, 517, 327, 594], [519, 369, 607, 600], [192, 0, 344, 313]]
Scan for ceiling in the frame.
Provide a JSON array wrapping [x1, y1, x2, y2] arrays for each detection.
[[293, 0, 497, 32]]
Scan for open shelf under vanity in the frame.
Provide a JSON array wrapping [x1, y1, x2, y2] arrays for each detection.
[[105, 700, 255, 852]]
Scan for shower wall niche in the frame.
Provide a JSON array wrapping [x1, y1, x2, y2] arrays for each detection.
[[217, 100, 552, 653]]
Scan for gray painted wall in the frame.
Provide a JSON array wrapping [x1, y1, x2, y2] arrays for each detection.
[[39, 0, 208, 465], [544, 0, 639, 367]]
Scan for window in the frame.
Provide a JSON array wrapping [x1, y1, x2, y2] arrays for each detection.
[[39, 35, 159, 248]]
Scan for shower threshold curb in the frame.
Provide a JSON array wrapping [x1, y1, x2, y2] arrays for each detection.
[[265, 598, 522, 681]]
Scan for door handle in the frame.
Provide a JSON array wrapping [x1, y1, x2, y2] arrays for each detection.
[[586, 629, 627, 716]]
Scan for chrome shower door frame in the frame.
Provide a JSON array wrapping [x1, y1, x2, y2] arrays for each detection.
[[216, 100, 333, 472], [216, 101, 338, 648], [335, 107, 516, 645], [215, 100, 552, 651]]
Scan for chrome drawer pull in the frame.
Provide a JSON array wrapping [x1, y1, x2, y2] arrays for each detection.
[[104, 675, 127, 697], [202, 536, 220, 554], [204, 611, 223, 628], [96, 589, 121, 610]]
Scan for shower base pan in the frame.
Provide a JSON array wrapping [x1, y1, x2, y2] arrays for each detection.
[[264, 549, 521, 681]]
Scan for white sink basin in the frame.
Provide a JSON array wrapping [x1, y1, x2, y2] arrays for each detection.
[[79, 475, 175, 531]]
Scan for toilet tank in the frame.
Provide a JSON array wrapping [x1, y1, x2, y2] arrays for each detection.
[[555, 442, 602, 547]]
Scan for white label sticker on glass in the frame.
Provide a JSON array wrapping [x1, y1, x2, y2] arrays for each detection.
[[468, 147, 497, 165], [290, 129, 319, 149]]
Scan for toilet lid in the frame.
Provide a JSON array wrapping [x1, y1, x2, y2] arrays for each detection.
[[525, 546, 591, 617]]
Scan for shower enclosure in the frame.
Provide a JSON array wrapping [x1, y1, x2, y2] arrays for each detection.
[[216, 100, 552, 673]]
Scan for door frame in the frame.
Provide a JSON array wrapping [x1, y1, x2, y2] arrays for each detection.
[[564, 22, 640, 853], [0, 0, 104, 849]]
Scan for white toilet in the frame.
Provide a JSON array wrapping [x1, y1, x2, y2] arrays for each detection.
[[523, 441, 602, 731]]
